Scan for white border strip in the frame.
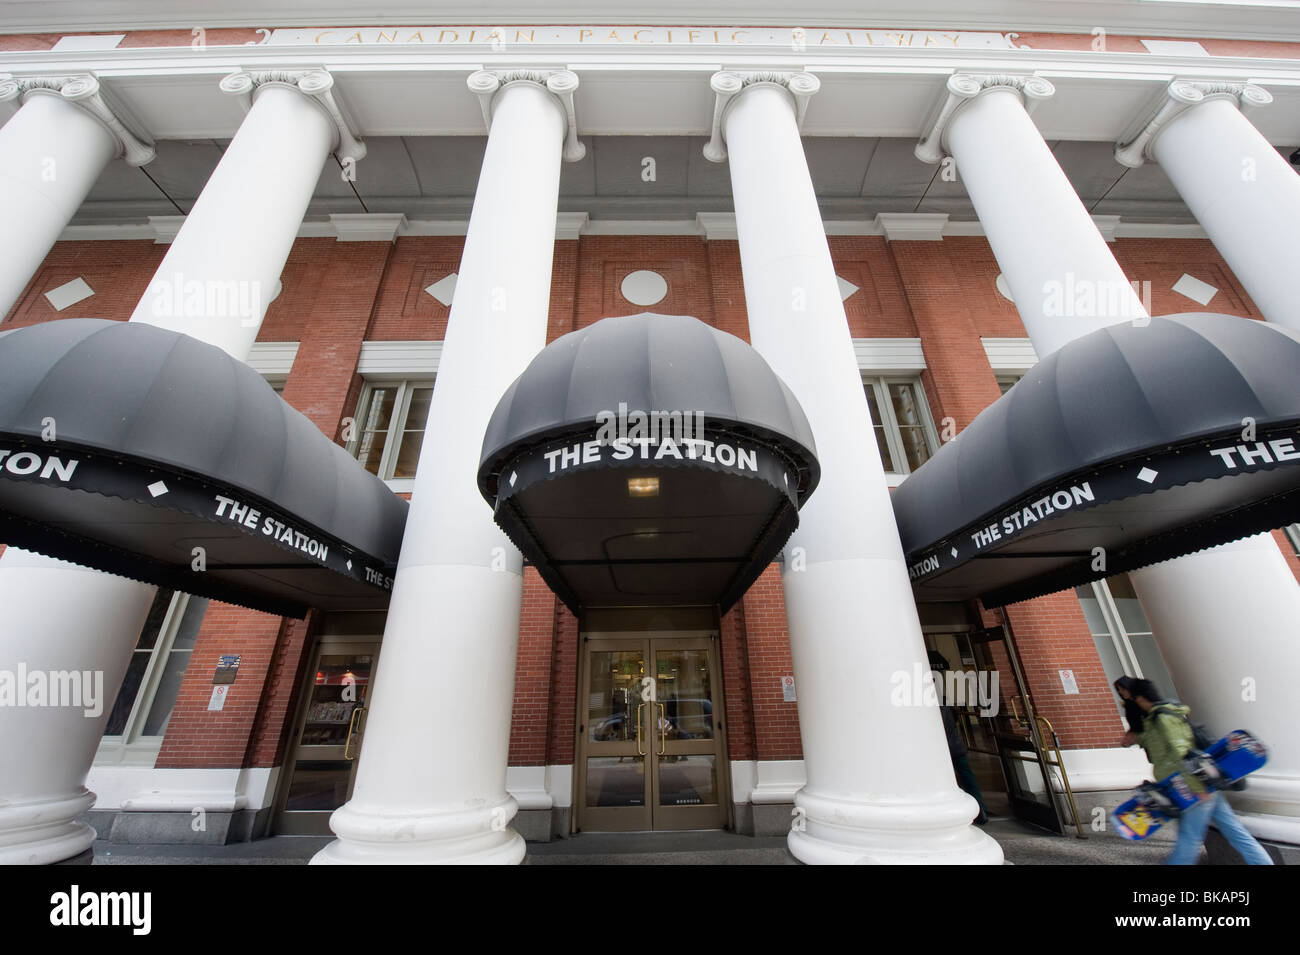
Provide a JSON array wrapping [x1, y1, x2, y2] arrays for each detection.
[[357, 340, 442, 377], [854, 337, 927, 371], [981, 337, 1039, 372]]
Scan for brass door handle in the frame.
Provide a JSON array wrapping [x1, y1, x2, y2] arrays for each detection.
[[636, 702, 647, 756], [658, 703, 667, 756], [343, 706, 366, 760], [1010, 695, 1024, 726]]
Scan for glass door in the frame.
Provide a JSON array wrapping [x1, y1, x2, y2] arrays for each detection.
[[577, 632, 728, 832], [968, 625, 1063, 834], [273, 639, 378, 835]]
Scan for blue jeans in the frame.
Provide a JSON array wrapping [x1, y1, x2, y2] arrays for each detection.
[[1166, 792, 1274, 865]]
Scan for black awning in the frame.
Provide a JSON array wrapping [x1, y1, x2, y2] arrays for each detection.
[[478, 313, 819, 614], [0, 319, 409, 617], [893, 313, 1300, 607]]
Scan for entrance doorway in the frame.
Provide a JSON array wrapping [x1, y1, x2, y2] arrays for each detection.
[[923, 619, 1074, 835], [575, 609, 730, 832], [273, 633, 380, 835]]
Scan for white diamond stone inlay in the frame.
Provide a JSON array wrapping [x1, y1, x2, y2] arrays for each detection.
[[147, 480, 169, 497], [347, 559, 353, 570], [837, 276, 859, 302], [425, 273, 458, 306], [44, 277, 94, 311], [1172, 273, 1217, 306], [509, 471, 517, 487], [1137, 467, 1159, 484], [951, 547, 959, 558]]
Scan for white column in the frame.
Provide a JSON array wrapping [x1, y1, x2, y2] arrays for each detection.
[[1118, 82, 1300, 333], [926, 74, 1300, 844], [0, 71, 345, 864], [0, 75, 154, 317], [706, 72, 1001, 865], [1129, 539, 1300, 842], [313, 70, 580, 866], [132, 70, 354, 356], [924, 75, 1146, 354], [1116, 81, 1300, 841]]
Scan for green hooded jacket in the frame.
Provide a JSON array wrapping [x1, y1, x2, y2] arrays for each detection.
[[1137, 701, 1208, 795]]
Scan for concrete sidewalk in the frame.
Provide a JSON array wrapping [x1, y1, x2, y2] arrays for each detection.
[[89, 817, 1175, 865]]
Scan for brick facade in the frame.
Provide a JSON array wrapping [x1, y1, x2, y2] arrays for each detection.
[[4, 227, 1293, 801]]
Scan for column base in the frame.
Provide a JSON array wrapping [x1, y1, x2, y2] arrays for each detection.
[[787, 788, 1004, 865], [311, 797, 527, 865], [1230, 773, 1300, 845], [0, 790, 97, 865]]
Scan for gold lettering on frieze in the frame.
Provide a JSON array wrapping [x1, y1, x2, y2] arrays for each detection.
[[292, 27, 1014, 49]]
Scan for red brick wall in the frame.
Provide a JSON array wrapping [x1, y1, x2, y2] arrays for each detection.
[[740, 566, 803, 760], [546, 605, 580, 766], [572, 236, 720, 332], [1111, 238, 1262, 319], [154, 602, 284, 768], [1002, 595, 1123, 748], [362, 237, 461, 341], [831, 236, 920, 338], [246, 614, 319, 767], [718, 599, 757, 761], [510, 568, 557, 766], [2, 240, 163, 325]]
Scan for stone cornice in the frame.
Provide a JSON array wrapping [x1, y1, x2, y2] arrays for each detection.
[[915, 72, 1054, 163], [1114, 79, 1274, 168], [468, 69, 585, 162], [218, 68, 367, 165], [0, 73, 155, 165], [703, 70, 820, 163]]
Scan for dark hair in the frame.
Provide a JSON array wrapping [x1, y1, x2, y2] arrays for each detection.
[[1114, 675, 1161, 701], [1129, 678, 1161, 703], [1114, 675, 1162, 732]]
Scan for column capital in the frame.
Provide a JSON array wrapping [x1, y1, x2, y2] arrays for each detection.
[[467, 69, 585, 162], [703, 70, 820, 163], [915, 73, 1055, 164], [0, 73, 154, 166], [219, 68, 366, 166], [1114, 79, 1273, 168]]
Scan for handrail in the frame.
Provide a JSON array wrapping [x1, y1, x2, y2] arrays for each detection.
[[1036, 714, 1088, 839]]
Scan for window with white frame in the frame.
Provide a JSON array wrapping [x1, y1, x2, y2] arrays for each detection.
[[996, 374, 1023, 395], [861, 375, 940, 478], [348, 379, 434, 481], [97, 589, 208, 761], [1074, 573, 1179, 715], [1285, 524, 1300, 558]]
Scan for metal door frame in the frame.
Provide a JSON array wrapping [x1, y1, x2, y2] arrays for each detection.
[[574, 625, 731, 833], [271, 633, 381, 835]]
